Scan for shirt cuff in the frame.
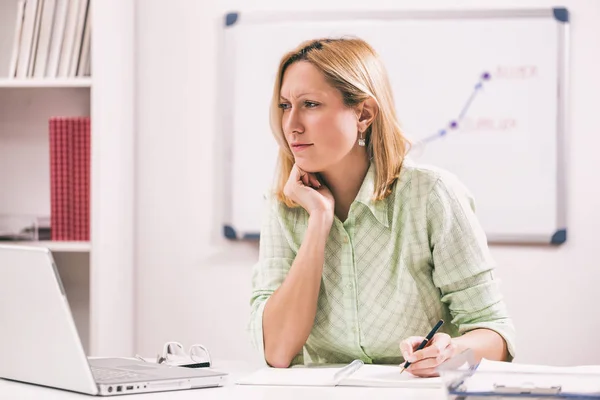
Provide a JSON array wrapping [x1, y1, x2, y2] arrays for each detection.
[[249, 297, 268, 365], [248, 295, 305, 367]]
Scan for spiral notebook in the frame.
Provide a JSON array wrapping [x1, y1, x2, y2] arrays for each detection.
[[236, 360, 443, 388]]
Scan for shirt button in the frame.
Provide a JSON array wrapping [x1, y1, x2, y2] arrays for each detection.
[[343, 236, 349, 244], [346, 283, 353, 289]]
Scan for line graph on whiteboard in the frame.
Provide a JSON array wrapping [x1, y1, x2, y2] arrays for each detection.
[[407, 65, 534, 158]]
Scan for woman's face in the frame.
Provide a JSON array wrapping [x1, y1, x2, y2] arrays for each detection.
[[279, 61, 360, 173]]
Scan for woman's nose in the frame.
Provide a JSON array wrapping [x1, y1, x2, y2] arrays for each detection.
[[284, 109, 303, 135]]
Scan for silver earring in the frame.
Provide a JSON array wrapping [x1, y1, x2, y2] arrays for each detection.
[[358, 131, 365, 147]]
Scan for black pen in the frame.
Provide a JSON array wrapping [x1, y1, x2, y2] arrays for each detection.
[[399, 319, 444, 374]]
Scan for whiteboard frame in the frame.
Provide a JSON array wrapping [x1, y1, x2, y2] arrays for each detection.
[[219, 8, 569, 245]]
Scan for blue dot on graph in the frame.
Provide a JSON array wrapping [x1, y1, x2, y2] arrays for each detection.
[[439, 129, 447, 136]]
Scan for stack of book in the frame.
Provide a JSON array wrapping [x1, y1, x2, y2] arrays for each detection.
[[8, 0, 91, 79], [49, 117, 90, 241]]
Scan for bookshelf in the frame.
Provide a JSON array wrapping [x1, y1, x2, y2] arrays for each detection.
[[0, 0, 135, 357]]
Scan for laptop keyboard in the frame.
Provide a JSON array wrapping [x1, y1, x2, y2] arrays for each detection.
[[91, 366, 147, 382]]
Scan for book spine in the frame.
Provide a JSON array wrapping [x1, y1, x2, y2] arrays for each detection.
[[27, 0, 45, 77], [66, 118, 74, 240], [83, 117, 90, 240], [8, 0, 27, 78], [57, 0, 80, 77], [72, 117, 83, 240], [46, 0, 68, 77], [50, 117, 69, 240], [49, 118, 58, 240], [68, 0, 88, 77], [72, 117, 90, 241], [16, 0, 39, 78], [33, 0, 57, 78]]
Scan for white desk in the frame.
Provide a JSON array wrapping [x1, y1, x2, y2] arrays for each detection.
[[0, 360, 447, 400]]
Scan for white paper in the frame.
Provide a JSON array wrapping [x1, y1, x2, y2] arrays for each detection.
[[340, 364, 443, 388], [236, 364, 344, 387]]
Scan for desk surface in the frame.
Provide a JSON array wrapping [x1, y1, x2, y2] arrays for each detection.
[[0, 360, 447, 400]]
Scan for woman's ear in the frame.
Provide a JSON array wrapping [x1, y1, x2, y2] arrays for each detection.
[[356, 98, 378, 134]]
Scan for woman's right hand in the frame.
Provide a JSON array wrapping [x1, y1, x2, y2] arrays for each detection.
[[284, 164, 335, 220]]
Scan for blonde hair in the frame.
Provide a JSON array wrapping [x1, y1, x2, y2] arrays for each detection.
[[270, 38, 410, 207]]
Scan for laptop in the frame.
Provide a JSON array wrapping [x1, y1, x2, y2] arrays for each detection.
[[0, 244, 228, 396]]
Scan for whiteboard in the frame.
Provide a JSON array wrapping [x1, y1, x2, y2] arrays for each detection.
[[220, 8, 569, 244]]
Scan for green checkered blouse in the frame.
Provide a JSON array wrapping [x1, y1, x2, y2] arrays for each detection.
[[249, 160, 516, 365]]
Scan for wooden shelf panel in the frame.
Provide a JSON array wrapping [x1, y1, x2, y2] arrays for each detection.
[[10, 241, 91, 252], [0, 78, 92, 88]]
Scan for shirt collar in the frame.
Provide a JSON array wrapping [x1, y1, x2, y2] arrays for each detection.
[[353, 161, 390, 228]]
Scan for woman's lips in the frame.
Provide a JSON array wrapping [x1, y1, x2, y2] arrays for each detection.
[[291, 144, 313, 152]]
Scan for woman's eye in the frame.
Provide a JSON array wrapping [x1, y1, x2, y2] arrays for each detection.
[[304, 101, 319, 108], [278, 103, 291, 110]]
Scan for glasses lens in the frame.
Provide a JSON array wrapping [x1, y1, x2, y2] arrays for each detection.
[[189, 344, 210, 364], [163, 342, 186, 362]]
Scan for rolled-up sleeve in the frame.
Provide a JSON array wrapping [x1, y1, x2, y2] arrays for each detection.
[[248, 196, 303, 364], [427, 176, 516, 361]]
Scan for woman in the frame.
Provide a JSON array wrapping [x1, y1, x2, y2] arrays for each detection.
[[248, 38, 515, 377]]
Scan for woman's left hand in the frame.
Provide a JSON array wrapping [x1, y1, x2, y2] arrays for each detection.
[[399, 333, 458, 377]]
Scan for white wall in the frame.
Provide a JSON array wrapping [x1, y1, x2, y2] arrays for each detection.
[[134, 0, 600, 366]]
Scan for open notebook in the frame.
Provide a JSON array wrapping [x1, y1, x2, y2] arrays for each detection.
[[236, 360, 443, 388]]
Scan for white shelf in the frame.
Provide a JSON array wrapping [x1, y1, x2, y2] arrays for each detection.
[[0, 78, 92, 88], [11, 241, 91, 252]]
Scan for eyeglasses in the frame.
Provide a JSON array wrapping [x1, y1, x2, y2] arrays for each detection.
[[135, 341, 211, 368]]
